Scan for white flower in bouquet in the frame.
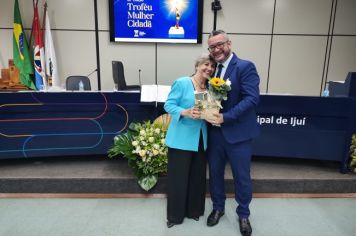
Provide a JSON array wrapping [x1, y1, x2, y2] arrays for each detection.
[[153, 149, 159, 156], [139, 150, 146, 157]]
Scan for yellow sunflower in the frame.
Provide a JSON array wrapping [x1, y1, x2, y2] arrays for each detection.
[[209, 77, 225, 87]]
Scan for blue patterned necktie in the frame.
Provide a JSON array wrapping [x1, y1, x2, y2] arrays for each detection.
[[215, 64, 223, 78]]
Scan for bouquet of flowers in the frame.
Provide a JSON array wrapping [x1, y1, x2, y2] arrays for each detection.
[[108, 116, 169, 191], [208, 77, 232, 103], [195, 77, 231, 120]]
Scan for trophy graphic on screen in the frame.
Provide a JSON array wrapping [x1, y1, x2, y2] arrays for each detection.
[[175, 8, 181, 29], [168, 0, 186, 38]]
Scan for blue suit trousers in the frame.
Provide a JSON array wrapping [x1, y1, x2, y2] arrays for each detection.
[[207, 127, 252, 218]]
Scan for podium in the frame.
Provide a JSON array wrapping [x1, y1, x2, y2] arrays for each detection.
[[0, 59, 30, 91], [329, 72, 356, 97]]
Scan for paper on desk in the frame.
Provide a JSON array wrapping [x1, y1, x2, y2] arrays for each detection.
[[140, 85, 171, 102], [156, 85, 171, 102]]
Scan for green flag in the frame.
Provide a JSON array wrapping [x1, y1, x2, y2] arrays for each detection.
[[13, 0, 36, 90]]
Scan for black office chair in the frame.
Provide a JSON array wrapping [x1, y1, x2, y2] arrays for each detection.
[[112, 61, 140, 91], [66, 76, 91, 91]]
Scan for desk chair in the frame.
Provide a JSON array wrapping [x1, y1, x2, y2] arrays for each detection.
[[112, 61, 140, 91], [66, 76, 91, 91]]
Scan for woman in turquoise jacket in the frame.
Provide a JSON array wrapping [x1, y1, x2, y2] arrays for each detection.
[[164, 54, 215, 228]]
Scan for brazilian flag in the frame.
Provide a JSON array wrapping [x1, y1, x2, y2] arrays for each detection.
[[13, 0, 36, 90]]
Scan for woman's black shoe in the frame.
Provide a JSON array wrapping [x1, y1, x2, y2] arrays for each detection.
[[166, 221, 176, 228]]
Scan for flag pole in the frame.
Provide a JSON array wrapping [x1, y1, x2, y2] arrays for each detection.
[[42, 1, 48, 87], [28, 0, 38, 49], [42, 1, 47, 32]]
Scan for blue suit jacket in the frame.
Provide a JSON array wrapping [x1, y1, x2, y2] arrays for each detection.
[[164, 77, 208, 151], [219, 53, 260, 144]]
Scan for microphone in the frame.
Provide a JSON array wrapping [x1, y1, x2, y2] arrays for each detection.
[[87, 68, 98, 77], [138, 69, 142, 86], [211, 0, 222, 11]]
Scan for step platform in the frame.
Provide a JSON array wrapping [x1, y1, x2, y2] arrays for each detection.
[[1, 156, 356, 194]]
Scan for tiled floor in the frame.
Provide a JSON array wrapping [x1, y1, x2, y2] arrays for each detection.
[[0, 197, 355, 236]]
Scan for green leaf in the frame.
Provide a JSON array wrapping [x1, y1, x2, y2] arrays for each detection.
[[349, 134, 356, 172], [138, 175, 158, 191], [108, 132, 134, 158]]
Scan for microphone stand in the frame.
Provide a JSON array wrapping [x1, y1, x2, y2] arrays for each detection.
[[87, 68, 98, 77], [138, 69, 142, 86], [211, 0, 222, 30]]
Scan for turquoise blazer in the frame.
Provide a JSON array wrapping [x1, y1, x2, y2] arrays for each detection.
[[164, 77, 208, 152]]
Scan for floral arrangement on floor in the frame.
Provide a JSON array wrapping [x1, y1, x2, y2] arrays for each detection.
[[108, 114, 170, 191], [349, 134, 356, 173]]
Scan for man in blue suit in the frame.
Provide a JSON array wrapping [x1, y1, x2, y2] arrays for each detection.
[[205, 30, 260, 236]]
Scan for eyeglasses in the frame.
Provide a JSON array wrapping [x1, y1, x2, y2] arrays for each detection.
[[208, 41, 228, 52]]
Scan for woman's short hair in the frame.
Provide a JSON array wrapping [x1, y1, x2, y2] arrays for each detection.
[[194, 53, 215, 70]]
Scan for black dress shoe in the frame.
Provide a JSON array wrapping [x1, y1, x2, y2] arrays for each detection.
[[239, 218, 252, 236], [206, 210, 224, 227]]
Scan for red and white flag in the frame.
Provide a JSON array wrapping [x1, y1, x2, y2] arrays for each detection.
[[32, 3, 46, 90]]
